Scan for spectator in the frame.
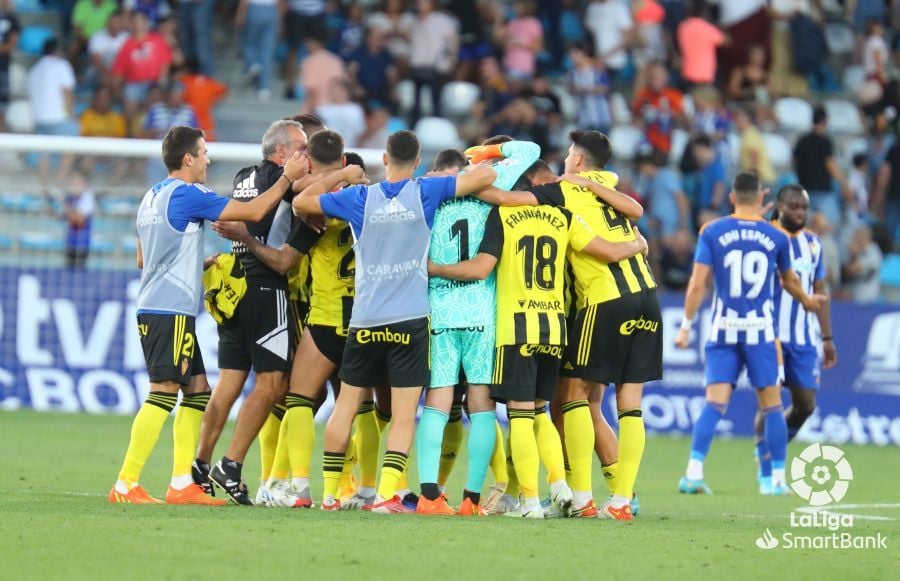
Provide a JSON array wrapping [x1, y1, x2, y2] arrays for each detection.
[[283, 0, 327, 99], [111, 10, 172, 122], [367, 0, 415, 74], [499, 0, 543, 81], [337, 2, 366, 59], [522, 75, 560, 144], [859, 18, 888, 109], [157, 16, 185, 71], [315, 79, 365, 147], [793, 105, 850, 228], [842, 224, 883, 303], [348, 26, 397, 110], [866, 110, 895, 177], [81, 84, 126, 138], [847, 153, 871, 222], [559, 0, 586, 50], [632, 61, 684, 154], [808, 212, 841, 289], [658, 227, 695, 289], [567, 44, 612, 133], [63, 172, 95, 269], [175, 0, 214, 75], [770, 0, 812, 97], [180, 58, 228, 141], [142, 80, 198, 138], [447, 0, 492, 83], [633, 0, 667, 93], [691, 86, 731, 169], [123, 0, 171, 27], [691, 135, 727, 224], [28, 38, 77, 187], [408, 0, 458, 125], [873, 141, 900, 243], [714, 0, 770, 83], [585, 0, 633, 81], [299, 31, 347, 111], [130, 82, 163, 137], [676, 2, 726, 88], [87, 8, 129, 87], [70, 0, 118, 57], [236, 0, 278, 100], [358, 101, 391, 150], [726, 44, 773, 125], [635, 149, 690, 241], [734, 106, 775, 185], [0, 0, 20, 132]]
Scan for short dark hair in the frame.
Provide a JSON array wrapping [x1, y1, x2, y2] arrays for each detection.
[[692, 135, 713, 149], [813, 105, 827, 126], [569, 129, 612, 168], [432, 149, 468, 172], [853, 153, 868, 168], [42, 37, 59, 56], [308, 129, 344, 165], [162, 126, 205, 172], [344, 151, 367, 174], [772, 183, 807, 220], [287, 113, 326, 135], [386, 130, 419, 164], [482, 135, 513, 146], [732, 171, 761, 204], [524, 159, 553, 179]]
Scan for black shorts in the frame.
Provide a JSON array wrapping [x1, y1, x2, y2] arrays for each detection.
[[290, 299, 309, 340], [308, 324, 346, 367], [563, 289, 663, 385], [490, 344, 562, 403], [284, 11, 325, 49], [138, 313, 206, 385], [218, 285, 293, 373], [340, 317, 430, 388]]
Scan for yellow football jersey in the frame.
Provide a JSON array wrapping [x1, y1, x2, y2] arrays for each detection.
[[481, 205, 595, 346], [307, 217, 355, 333]]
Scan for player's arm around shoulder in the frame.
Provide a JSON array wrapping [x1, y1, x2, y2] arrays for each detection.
[[454, 163, 497, 197], [292, 165, 367, 216], [568, 208, 647, 263], [427, 206, 501, 280], [557, 171, 644, 220], [221, 152, 309, 222]]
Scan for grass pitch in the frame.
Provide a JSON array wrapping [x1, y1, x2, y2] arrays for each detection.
[[1, 411, 897, 580]]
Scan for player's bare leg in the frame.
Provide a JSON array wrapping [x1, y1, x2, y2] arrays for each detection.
[[589, 384, 620, 490], [321, 384, 368, 508], [196, 369, 248, 464]]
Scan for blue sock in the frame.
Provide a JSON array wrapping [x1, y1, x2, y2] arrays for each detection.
[[689, 402, 727, 462], [416, 406, 449, 486], [465, 411, 497, 495], [763, 405, 787, 470], [756, 434, 772, 478]]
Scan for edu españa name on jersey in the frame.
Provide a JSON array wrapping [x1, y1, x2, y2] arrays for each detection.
[[355, 328, 411, 344]]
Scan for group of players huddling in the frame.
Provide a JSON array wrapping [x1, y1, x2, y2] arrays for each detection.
[[109, 114, 834, 519]]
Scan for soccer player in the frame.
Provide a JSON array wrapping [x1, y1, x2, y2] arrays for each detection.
[[109, 125, 306, 504], [754, 185, 837, 494], [674, 173, 826, 496], [430, 197, 647, 518], [292, 130, 497, 512]]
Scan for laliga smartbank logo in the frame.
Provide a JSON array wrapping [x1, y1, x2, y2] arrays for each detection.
[[755, 444, 888, 551]]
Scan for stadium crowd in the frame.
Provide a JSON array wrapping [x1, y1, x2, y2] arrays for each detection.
[[4, 0, 900, 301]]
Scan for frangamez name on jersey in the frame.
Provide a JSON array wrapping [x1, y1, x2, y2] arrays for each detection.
[[430, 279, 478, 290], [503, 208, 565, 231], [431, 326, 485, 335], [517, 298, 562, 310], [717, 228, 776, 251]]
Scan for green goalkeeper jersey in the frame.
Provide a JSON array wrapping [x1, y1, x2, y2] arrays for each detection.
[[428, 140, 540, 330]]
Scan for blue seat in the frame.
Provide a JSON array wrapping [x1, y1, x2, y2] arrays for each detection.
[[19, 232, 64, 251], [121, 237, 139, 254], [880, 254, 900, 288], [90, 236, 116, 254], [0, 192, 45, 212], [0, 234, 13, 249], [18, 25, 55, 56]]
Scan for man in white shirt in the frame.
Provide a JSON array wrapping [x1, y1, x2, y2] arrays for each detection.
[[88, 8, 129, 85], [585, 0, 633, 80], [315, 79, 365, 147], [27, 37, 77, 186]]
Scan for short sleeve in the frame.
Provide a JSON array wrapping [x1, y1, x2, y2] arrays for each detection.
[[320, 184, 366, 235], [478, 207, 504, 258], [286, 221, 322, 254], [694, 227, 714, 265], [565, 211, 596, 252], [529, 183, 565, 207], [418, 175, 457, 226], [775, 232, 792, 273], [167, 183, 229, 231], [814, 247, 826, 282]]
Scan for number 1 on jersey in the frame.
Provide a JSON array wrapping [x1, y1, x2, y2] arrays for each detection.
[[450, 219, 470, 262]]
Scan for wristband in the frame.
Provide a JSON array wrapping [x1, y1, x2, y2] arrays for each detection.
[[821, 336, 833, 342], [280, 173, 293, 185], [680, 317, 695, 332]]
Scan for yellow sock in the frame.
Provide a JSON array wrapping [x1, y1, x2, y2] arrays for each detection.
[[534, 406, 566, 483], [509, 410, 539, 499], [339, 429, 358, 495], [322, 451, 345, 500], [602, 462, 619, 494], [258, 405, 284, 482], [505, 437, 519, 497], [354, 403, 381, 489], [561, 400, 594, 494], [489, 421, 508, 484], [269, 411, 291, 480], [377, 451, 408, 500], [438, 404, 464, 488], [118, 392, 177, 484], [396, 466, 409, 493], [285, 394, 315, 479], [172, 392, 208, 479], [615, 410, 645, 499]]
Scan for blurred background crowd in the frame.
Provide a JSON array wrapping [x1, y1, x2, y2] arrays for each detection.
[[3, 0, 900, 302]]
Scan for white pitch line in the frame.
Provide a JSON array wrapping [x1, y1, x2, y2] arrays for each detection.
[[794, 503, 900, 522]]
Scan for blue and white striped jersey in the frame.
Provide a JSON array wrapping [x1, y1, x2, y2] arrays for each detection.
[[695, 214, 792, 345], [773, 226, 825, 347]]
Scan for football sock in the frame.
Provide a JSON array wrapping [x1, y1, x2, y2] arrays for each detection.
[[269, 412, 291, 481], [258, 406, 283, 483], [489, 421, 508, 484], [505, 437, 519, 498], [378, 451, 409, 500], [171, 392, 209, 489], [322, 451, 345, 500], [602, 462, 619, 494], [354, 401, 381, 489], [416, 406, 449, 497], [509, 409, 539, 499], [465, 411, 497, 497], [686, 401, 726, 479], [284, 394, 315, 479], [614, 409, 645, 501], [763, 405, 788, 486], [438, 404, 464, 488], [533, 404, 566, 483], [755, 430, 772, 478], [118, 391, 177, 486], [562, 400, 594, 497]]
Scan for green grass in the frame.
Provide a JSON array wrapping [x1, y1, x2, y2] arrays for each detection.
[[1, 411, 897, 580]]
